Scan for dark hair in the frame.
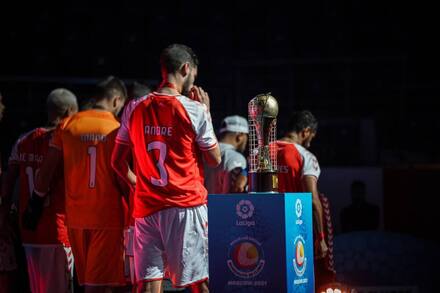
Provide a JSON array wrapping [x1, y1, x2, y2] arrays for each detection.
[[160, 44, 199, 74], [95, 76, 127, 101], [287, 110, 318, 133], [131, 81, 151, 99]]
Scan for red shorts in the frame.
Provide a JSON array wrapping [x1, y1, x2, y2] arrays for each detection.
[[68, 228, 125, 286]]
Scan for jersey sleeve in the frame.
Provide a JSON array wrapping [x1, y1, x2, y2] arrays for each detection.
[[49, 118, 70, 150], [302, 150, 321, 179], [116, 98, 141, 145], [177, 96, 218, 151], [196, 107, 218, 151]]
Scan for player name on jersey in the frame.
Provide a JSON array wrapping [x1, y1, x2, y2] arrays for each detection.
[[80, 133, 108, 142], [144, 125, 173, 137], [15, 152, 44, 163]]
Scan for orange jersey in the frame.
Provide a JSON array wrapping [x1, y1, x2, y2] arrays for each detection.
[[9, 128, 68, 245], [50, 110, 124, 229]]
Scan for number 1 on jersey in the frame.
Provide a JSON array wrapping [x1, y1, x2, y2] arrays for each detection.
[[88, 146, 97, 188], [147, 141, 168, 187]]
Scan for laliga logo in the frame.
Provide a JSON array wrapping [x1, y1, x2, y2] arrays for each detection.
[[295, 199, 303, 225], [293, 235, 307, 277], [236, 200, 255, 220], [295, 199, 302, 218]]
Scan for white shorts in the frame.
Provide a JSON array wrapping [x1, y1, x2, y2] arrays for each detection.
[[134, 205, 208, 287], [24, 245, 72, 293]]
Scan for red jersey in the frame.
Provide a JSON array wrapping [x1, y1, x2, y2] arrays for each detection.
[[116, 96, 148, 226], [9, 128, 68, 245], [277, 140, 321, 192], [121, 92, 218, 218]]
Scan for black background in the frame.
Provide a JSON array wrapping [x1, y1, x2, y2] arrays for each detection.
[[1, 1, 439, 165]]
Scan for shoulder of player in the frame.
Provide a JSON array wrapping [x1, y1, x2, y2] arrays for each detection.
[[56, 113, 78, 129], [175, 95, 206, 111], [222, 147, 243, 158], [74, 110, 121, 126], [276, 140, 298, 151], [127, 94, 150, 112], [222, 148, 246, 167], [172, 95, 209, 130], [15, 128, 44, 146], [294, 143, 318, 162]]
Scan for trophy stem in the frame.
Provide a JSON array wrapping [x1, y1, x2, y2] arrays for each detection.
[[248, 172, 279, 193]]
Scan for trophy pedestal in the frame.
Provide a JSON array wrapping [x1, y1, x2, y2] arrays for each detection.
[[208, 192, 315, 292], [248, 172, 278, 193]]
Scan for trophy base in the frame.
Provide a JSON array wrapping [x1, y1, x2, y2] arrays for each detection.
[[248, 172, 279, 193]]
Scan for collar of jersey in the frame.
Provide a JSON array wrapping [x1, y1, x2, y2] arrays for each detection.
[[152, 91, 181, 97]]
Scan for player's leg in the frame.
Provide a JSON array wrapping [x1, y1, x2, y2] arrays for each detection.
[[189, 279, 209, 293], [137, 279, 163, 293]]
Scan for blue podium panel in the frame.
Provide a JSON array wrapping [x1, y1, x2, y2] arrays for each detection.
[[208, 193, 314, 293], [284, 193, 315, 293]]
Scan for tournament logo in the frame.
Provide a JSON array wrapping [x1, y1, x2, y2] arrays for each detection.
[[236, 200, 255, 220], [227, 237, 265, 278], [293, 235, 307, 277]]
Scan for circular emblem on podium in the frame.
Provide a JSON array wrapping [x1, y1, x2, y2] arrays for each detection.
[[236, 200, 255, 219], [295, 199, 302, 218], [227, 237, 265, 278], [293, 235, 307, 277]]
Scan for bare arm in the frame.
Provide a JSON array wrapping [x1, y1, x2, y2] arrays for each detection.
[[303, 175, 328, 258], [229, 167, 247, 193], [111, 142, 136, 192], [34, 147, 62, 195]]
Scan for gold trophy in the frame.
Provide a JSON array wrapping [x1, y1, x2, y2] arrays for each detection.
[[248, 93, 279, 193]]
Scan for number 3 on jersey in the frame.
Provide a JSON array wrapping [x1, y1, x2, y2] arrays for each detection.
[[147, 141, 168, 187]]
